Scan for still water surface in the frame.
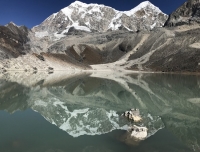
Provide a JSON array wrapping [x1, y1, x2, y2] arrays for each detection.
[[0, 72, 199, 152]]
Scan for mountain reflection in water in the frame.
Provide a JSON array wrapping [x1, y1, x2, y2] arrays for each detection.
[[0, 71, 199, 152]]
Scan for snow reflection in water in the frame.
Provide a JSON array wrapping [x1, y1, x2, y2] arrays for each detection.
[[0, 72, 199, 152]]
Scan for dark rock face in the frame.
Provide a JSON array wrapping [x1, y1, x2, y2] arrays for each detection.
[[128, 28, 200, 72], [147, 29, 200, 72], [165, 0, 200, 27], [66, 27, 89, 35], [0, 22, 29, 59]]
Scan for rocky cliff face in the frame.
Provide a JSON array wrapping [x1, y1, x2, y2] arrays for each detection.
[[124, 27, 200, 72], [165, 0, 200, 26], [0, 22, 29, 60], [32, 1, 167, 40]]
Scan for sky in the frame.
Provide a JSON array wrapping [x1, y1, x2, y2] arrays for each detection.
[[0, 0, 186, 28]]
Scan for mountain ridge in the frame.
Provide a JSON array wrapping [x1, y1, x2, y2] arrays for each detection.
[[32, 0, 167, 40], [1, 0, 200, 73]]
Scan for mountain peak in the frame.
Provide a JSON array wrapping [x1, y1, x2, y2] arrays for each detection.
[[70, 0, 88, 7], [5, 21, 20, 28], [138, 1, 151, 6], [32, 1, 168, 39], [140, 1, 161, 10], [124, 1, 162, 16], [70, 0, 105, 8]]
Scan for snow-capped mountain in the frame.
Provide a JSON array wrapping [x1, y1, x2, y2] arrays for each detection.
[[32, 1, 168, 39]]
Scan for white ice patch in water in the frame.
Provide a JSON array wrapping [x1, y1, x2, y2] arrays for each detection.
[[131, 126, 148, 140]]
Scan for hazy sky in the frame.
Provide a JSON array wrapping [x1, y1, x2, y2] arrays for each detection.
[[0, 0, 186, 28]]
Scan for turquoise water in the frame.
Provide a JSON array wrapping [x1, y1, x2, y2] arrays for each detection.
[[0, 73, 199, 152]]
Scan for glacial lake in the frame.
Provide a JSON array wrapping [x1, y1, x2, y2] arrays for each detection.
[[0, 71, 200, 152]]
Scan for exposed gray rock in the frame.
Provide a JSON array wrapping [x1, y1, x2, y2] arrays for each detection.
[[127, 27, 200, 72], [122, 109, 142, 122], [165, 0, 200, 27], [0, 22, 29, 60]]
